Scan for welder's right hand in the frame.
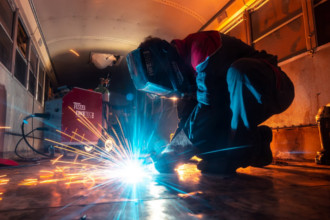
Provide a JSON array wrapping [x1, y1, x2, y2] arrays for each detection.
[[151, 130, 197, 173], [151, 150, 179, 173]]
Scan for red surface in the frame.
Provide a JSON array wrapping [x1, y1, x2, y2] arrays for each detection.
[[0, 158, 19, 166], [61, 88, 102, 144]]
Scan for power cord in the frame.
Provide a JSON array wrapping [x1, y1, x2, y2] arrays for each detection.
[[18, 113, 53, 160], [15, 127, 49, 161]]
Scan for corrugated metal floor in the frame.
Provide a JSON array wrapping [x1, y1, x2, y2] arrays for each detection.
[[0, 159, 329, 220]]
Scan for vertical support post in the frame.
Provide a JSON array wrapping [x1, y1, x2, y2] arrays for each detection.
[[42, 68, 46, 106], [301, 0, 317, 54], [10, 9, 19, 74], [243, 10, 252, 46], [26, 37, 31, 91], [36, 57, 40, 101], [0, 85, 6, 158]]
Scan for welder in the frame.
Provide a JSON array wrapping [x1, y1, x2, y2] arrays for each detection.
[[126, 31, 294, 174]]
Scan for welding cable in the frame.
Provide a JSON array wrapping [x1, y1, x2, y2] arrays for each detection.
[[15, 127, 46, 161], [21, 113, 52, 158]]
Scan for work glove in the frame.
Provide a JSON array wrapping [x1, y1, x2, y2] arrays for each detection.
[[152, 130, 196, 173]]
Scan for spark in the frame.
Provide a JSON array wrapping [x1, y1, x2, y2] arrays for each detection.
[[175, 163, 201, 184], [1, 92, 227, 219], [39, 170, 55, 179], [68, 106, 131, 160], [190, 155, 202, 162], [8, 101, 201, 218], [51, 155, 63, 164], [178, 191, 203, 198], [0, 179, 9, 185], [0, 175, 9, 185], [19, 179, 38, 186], [14, 105, 156, 192]]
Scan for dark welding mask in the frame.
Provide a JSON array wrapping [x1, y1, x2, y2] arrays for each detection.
[[126, 40, 185, 97]]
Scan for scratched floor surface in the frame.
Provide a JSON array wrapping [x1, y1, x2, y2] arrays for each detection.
[[0, 159, 329, 220]]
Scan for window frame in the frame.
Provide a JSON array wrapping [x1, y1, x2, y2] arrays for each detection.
[[0, 1, 51, 105], [0, 0, 14, 71], [222, 0, 320, 61], [28, 44, 38, 97], [37, 61, 46, 104]]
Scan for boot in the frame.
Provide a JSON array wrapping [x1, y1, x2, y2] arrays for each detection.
[[250, 125, 273, 167], [197, 155, 238, 175]]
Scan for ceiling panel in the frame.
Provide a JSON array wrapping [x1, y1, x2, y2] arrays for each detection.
[[30, 0, 230, 90]]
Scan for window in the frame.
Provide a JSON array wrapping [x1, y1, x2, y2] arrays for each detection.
[[14, 50, 27, 86], [37, 62, 45, 103], [0, 0, 53, 104], [250, 0, 306, 61], [16, 19, 28, 57], [0, 0, 13, 70], [251, 0, 302, 41], [0, 25, 13, 70], [44, 74, 51, 102], [28, 70, 36, 96], [0, 0, 14, 36], [226, 20, 248, 44], [14, 19, 28, 87], [315, 0, 330, 46], [254, 16, 306, 61]]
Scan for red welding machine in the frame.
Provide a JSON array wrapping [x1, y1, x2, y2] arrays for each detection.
[[45, 87, 103, 146]]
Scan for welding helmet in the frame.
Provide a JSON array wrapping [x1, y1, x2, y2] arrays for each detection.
[[126, 39, 186, 97]]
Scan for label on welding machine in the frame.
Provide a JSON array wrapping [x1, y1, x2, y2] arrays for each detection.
[[73, 102, 95, 119]]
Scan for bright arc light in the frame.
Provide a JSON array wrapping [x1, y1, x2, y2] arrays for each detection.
[[170, 96, 178, 101], [115, 160, 149, 183]]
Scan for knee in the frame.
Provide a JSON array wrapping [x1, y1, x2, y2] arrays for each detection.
[[226, 58, 261, 84], [232, 58, 255, 70]]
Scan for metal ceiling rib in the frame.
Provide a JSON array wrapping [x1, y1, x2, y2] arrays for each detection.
[[152, 0, 206, 24]]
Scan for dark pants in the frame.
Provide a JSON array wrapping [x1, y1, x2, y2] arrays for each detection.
[[184, 58, 294, 160]]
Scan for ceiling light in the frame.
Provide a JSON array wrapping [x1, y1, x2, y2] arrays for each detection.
[[90, 52, 121, 69], [69, 49, 80, 57]]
